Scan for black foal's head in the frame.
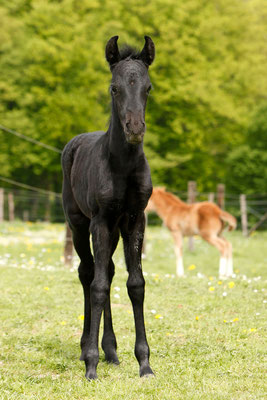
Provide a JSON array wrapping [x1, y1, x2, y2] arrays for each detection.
[[106, 36, 155, 144]]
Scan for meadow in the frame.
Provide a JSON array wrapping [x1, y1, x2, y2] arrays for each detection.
[[0, 222, 266, 400]]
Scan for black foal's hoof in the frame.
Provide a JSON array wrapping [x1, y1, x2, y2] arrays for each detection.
[[140, 365, 155, 378], [105, 352, 120, 365], [85, 370, 98, 381]]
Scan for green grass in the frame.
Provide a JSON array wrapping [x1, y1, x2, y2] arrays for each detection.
[[0, 222, 266, 400]]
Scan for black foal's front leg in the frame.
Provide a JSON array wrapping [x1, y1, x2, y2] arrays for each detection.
[[121, 213, 154, 378]]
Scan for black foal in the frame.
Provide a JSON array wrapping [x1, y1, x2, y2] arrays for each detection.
[[61, 35, 155, 380]]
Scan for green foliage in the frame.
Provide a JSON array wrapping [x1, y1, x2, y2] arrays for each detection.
[[0, 0, 267, 193], [226, 102, 267, 193]]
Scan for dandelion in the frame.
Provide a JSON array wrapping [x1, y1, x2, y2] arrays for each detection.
[[209, 287, 215, 292], [195, 316, 199, 321], [250, 328, 257, 332], [209, 276, 214, 281], [228, 281, 235, 289], [188, 264, 196, 271], [218, 281, 223, 285], [166, 332, 172, 336], [223, 320, 227, 323], [155, 314, 163, 319], [78, 315, 84, 321], [44, 287, 49, 291], [232, 318, 239, 322], [60, 321, 67, 326]]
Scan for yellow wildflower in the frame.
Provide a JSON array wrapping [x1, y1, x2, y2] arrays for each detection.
[[209, 287, 215, 292], [218, 281, 223, 285], [155, 314, 163, 319], [60, 321, 67, 326], [195, 316, 199, 321], [78, 315, 84, 321], [250, 328, 257, 332], [44, 287, 49, 291], [228, 281, 235, 289], [188, 264, 196, 271], [232, 318, 239, 322]]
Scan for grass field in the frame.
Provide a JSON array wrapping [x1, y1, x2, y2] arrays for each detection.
[[0, 222, 266, 400]]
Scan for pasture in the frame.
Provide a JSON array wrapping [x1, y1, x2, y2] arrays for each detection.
[[0, 222, 266, 400]]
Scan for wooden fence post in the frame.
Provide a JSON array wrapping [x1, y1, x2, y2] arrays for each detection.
[[240, 194, 248, 236], [64, 223, 73, 267], [208, 192, 215, 202], [0, 188, 4, 222], [23, 210, 29, 221], [217, 184, 225, 209], [188, 181, 197, 251], [8, 192, 15, 221]]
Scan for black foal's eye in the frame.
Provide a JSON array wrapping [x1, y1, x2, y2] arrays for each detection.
[[146, 85, 152, 95], [111, 86, 118, 94]]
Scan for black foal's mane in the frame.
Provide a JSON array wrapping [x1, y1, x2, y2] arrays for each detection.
[[119, 45, 141, 61]]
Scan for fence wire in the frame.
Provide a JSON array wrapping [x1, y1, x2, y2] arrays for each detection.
[[0, 187, 267, 230]]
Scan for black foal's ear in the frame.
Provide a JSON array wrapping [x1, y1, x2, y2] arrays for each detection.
[[106, 36, 121, 69], [140, 36, 155, 67]]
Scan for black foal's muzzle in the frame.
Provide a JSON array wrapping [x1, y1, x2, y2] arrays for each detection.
[[124, 111, 146, 144]]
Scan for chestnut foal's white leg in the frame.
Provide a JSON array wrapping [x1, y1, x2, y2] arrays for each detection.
[[201, 234, 228, 278], [221, 238, 233, 277], [171, 231, 184, 277]]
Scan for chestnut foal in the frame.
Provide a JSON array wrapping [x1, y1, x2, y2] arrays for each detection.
[[146, 187, 236, 278]]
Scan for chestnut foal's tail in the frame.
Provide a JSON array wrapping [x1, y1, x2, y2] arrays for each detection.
[[220, 211, 237, 231]]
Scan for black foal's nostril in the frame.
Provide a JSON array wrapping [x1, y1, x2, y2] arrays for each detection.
[[126, 122, 130, 130]]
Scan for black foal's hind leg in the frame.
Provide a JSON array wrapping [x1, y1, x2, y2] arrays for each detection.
[[101, 259, 119, 364], [101, 231, 120, 364]]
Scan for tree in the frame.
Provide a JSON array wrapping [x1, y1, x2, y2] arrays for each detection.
[[0, 0, 267, 194]]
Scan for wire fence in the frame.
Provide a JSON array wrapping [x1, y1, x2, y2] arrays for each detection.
[[0, 188, 64, 223], [0, 187, 267, 231], [1, 124, 267, 230]]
